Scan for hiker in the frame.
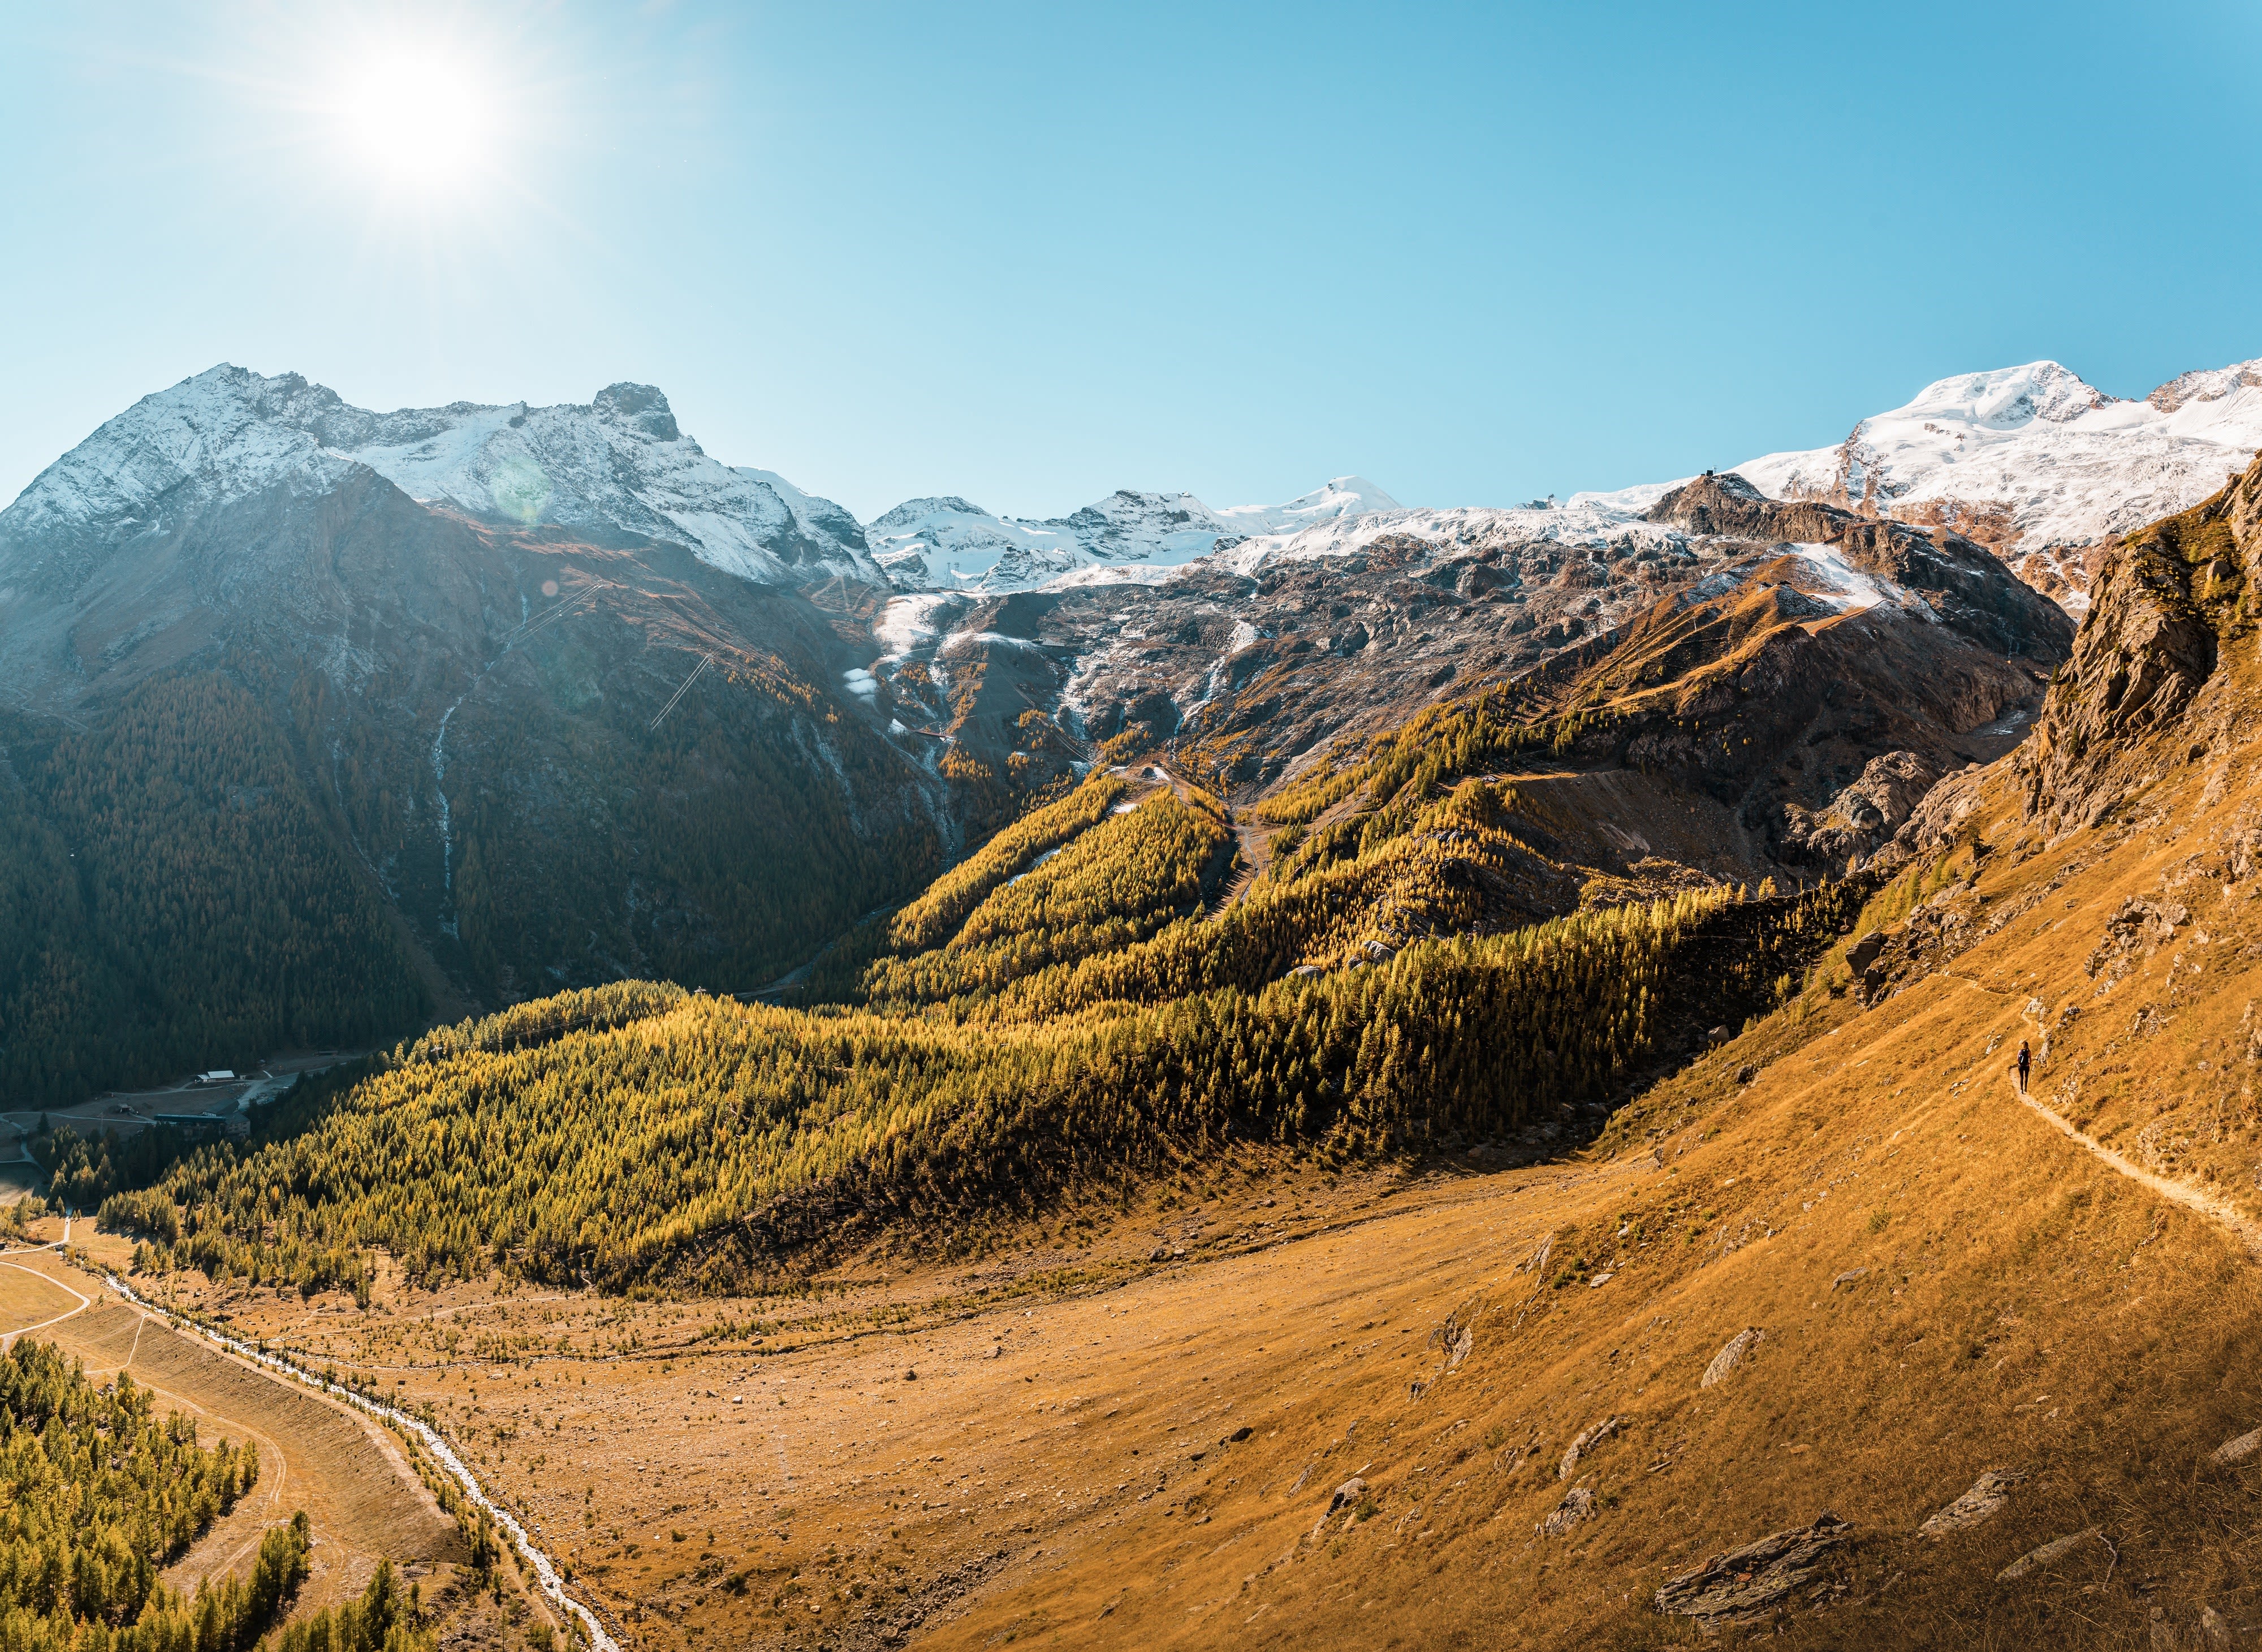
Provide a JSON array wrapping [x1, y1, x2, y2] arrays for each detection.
[[2015, 1039, 2031, 1095]]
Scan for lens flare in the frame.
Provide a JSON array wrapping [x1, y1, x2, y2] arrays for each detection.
[[491, 455, 551, 525]]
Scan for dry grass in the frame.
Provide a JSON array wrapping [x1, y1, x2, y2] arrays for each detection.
[[0, 1262, 84, 1334], [84, 702, 2262, 1649]]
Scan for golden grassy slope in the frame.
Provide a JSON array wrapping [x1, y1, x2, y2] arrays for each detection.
[[147, 721, 2262, 1651], [914, 724, 2262, 1650]]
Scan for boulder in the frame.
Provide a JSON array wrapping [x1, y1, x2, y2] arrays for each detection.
[[1700, 1328, 1763, 1389], [2211, 1425, 2262, 1465], [1310, 1477, 1367, 1539], [1919, 1468, 2024, 1538], [1996, 1526, 2102, 1584], [1654, 1512, 1853, 1625], [1427, 1313, 1477, 1373], [1558, 1417, 1619, 1481], [1539, 1486, 1594, 1538]]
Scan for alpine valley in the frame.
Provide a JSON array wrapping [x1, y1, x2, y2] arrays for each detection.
[[6, 357, 2254, 1098], [10, 355, 2262, 1651]]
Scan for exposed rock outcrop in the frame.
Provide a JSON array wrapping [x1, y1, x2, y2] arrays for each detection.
[[2211, 1425, 2262, 1465], [2015, 452, 2262, 836], [1700, 1327, 1764, 1388], [1557, 1417, 1619, 1480], [1996, 1525, 2103, 1584], [1654, 1513, 1853, 1626], [1539, 1486, 1594, 1538], [1646, 471, 2077, 657], [1919, 1468, 2024, 1538]]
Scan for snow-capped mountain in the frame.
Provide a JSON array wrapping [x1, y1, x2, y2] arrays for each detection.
[[866, 476, 1401, 591], [1206, 490, 1679, 579], [0, 368, 361, 594], [0, 365, 877, 592], [1167, 359, 2261, 611], [1212, 475, 1402, 535], [866, 491, 1229, 589], [1730, 359, 2262, 602], [1015, 357, 2256, 613], [11, 353, 2260, 628]]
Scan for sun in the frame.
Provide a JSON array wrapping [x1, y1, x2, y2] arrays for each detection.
[[333, 50, 499, 192]]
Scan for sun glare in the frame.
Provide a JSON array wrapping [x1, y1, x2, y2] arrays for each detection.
[[334, 51, 498, 191]]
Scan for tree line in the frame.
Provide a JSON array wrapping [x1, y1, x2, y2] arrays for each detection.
[[101, 878, 1857, 1295]]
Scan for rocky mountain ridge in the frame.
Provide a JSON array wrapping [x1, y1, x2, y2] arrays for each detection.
[[1735, 358, 2262, 610], [0, 365, 880, 596], [865, 477, 1402, 591]]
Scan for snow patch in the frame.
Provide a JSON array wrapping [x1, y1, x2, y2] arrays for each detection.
[[1780, 543, 1920, 616], [873, 593, 951, 659]]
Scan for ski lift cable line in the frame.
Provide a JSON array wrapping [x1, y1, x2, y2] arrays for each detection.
[[502, 580, 616, 649], [504, 579, 611, 640], [649, 652, 715, 731], [501, 589, 586, 644], [510, 594, 602, 649], [498, 598, 592, 656]]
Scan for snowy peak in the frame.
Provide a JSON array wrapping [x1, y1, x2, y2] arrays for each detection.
[[0, 364, 352, 554], [868, 496, 988, 533], [1216, 475, 1402, 534], [1899, 360, 2113, 430], [2148, 359, 2262, 415], [592, 382, 681, 441], [866, 480, 1403, 593], [1054, 489, 1238, 554], [1732, 355, 2262, 572], [0, 365, 876, 590], [304, 377, 871, 583]]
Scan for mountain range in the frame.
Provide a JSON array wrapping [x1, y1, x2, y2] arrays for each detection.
[[14, 353, 2262, 1651], [12, 355, 2257, 624], [58, 439, 2262, 1652], [0, 354, 2251, 1099]]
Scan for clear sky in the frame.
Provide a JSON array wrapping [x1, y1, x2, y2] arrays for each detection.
[[3, 2, 2258, 523]]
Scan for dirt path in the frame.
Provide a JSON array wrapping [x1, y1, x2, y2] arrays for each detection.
[[1210, 817, 1267, 917], [1935, 971, 2262, 1260], [0, 1260, 89, 1343], [1205, 767, 1376, 920], [95, 1273, 615, 1652], [2011, 1084, 2262, 1260]]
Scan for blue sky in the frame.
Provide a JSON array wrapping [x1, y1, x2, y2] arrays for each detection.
[[2, 1, 2257, 521]]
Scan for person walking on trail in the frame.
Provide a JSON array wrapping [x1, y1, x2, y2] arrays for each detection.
[[2015, 1039, 2031, 1096]]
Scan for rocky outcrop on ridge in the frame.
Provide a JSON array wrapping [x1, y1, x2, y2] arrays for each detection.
[[2013, 451, 2262, 838]]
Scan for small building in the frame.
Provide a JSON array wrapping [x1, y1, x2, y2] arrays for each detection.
[[193, 1070, 237, 1085]]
